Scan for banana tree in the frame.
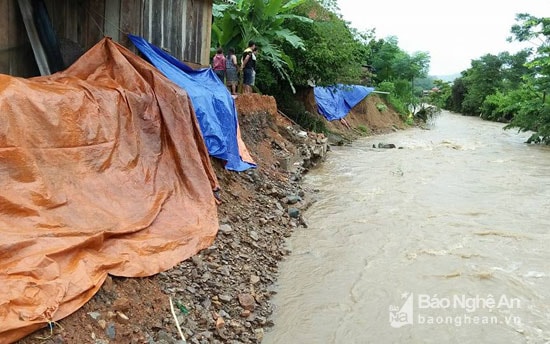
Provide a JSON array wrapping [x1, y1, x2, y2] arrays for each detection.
[[212, 0, 312, 92]]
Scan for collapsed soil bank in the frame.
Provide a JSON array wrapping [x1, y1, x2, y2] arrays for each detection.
[[17, 93, 403, 344]]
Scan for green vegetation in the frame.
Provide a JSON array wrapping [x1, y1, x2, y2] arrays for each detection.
[[211, 3, 550, 144], [436, 14, 550, 144], [293, 110, 329, 134], [375, 81, 408, 115], [357, 124, 369, 133], [212, 0, 312, 92], [376, 103, 388, 112], [211, 0, 431, 132]]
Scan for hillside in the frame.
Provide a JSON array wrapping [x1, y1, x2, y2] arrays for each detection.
[[300, 89, 405, 141], [17, 93, 404, 344]]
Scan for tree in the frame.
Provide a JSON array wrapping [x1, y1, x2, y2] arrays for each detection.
[[316, 0, 339, 13], [449, 76, 467, 113], [460, 54, 504, 115], [211, 0, 312, 92], [369, 36, 401, 82], [427, 79, 452, 109], [505, 14, 550, 143], [499, 50, 530, 90], [281, 0, 368, 87]]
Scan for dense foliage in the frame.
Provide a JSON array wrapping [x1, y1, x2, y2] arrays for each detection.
[[441, 14, 550, 144], [211, 2, 550, 143], [211, 0, 431, 130], [212, 0, 313, 92]]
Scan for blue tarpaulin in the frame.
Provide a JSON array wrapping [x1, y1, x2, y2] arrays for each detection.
[[314, 85, 375, 121], [128, 34, 255, 171]]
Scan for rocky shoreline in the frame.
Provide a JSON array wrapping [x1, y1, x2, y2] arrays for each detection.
[[153, 100, 329, 343]]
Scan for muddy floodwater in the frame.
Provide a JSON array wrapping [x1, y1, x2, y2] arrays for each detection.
[[264, 111, 550, 344]]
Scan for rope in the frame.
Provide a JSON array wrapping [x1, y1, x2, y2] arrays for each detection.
[[86, 6, 130, 37], [86, 8, 105, 37]]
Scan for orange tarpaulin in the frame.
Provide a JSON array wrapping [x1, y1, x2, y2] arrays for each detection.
[[0, 38, 219, 343]]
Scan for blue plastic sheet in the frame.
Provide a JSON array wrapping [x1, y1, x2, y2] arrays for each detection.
[[128, 35, 255, 171], [314, 85, 375, 121]]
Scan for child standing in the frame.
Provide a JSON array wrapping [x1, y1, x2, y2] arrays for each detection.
[[212, 47, 226, 82], [225, 48, 239, 95]]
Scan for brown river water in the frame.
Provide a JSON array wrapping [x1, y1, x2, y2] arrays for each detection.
[[264, 111, 550, 344]]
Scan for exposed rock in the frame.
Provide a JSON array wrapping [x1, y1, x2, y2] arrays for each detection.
[[219, 224, 233, 234], [112, 297, 130, 312], [238, 294, 256, 311], [218, 294, 232, 302], [116, 311, 129, 324], [250, 275, 260, 285], [87, 311, 101, 320], [284, 195, 302, 204], [378, 142, 396, 149], [255, 328, 265, 341], [288, 208, 300, 218], [97, 319, 107, 330], [216, 316, 225, 329], [105, 322, 116, 339]]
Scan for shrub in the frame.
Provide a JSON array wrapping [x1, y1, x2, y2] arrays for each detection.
[[376, 103, 388, 111]]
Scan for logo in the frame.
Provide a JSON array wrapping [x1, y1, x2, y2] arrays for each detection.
[[389, 292, 523, 328], [389, 292, 414, 328]]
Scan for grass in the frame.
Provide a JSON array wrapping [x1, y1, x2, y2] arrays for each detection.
[[376, 103, 388, 112], [357, 124, 369, 134]]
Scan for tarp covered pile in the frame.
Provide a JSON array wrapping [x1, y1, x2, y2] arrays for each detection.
[[314, 84, 375, 121], [129, 35, 256, 172], [0, 38, 219, 343]]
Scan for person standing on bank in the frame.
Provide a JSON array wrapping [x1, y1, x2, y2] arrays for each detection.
[[225, 47, 239, 95], [212, 47, 226, 82], [241, 41, 256, 93]]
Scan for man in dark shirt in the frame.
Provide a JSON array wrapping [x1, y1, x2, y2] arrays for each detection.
[[241, 41, 256, 93]]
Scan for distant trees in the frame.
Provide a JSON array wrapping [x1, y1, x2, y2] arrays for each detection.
[[427, 80, 452, 109], [506, 14, 550, 143], [442, 13, 550, 143]]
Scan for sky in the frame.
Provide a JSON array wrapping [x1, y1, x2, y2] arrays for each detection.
[[337, 0, 550, 76]]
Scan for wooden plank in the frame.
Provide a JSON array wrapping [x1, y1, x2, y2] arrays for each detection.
[[172, 0, 182, 60], [7, 0, 17, 75], [17, 0, 51, 75], [162, 0, 169, 51], [184, 0, 194, 62], [0, 0, 11, 74], [200, 0, 212, 65], [86, 0, 106, 49], [180, 0, 187, 59], [104, 0, 121, 41], [143, 0, 152, 40], [43, 0, 59, 37], [13, 0, 39, 76], [76, 0, 87, 49], [194, 0, 203, 63], [151, 1, 162, 47], [65, 0, 78, 42], [120, 0, 141, 49], [0, 0, 39, 76]]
